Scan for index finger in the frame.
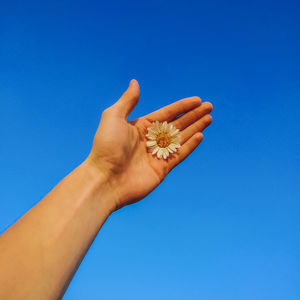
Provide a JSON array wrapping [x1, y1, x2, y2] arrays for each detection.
[[144, 97, 202, 122]]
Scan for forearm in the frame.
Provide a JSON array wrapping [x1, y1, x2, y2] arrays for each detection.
[[0, 161, 115, 300]]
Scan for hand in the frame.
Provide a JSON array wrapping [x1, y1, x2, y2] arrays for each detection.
[[86, 80, 213, 210]]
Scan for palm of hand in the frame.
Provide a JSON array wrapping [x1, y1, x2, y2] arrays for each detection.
[[89, 80, 213, 210]]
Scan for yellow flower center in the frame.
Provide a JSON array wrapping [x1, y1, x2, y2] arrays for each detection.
[[156, 133, 171, 148]]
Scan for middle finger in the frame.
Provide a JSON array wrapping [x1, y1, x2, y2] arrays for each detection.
[[171, 102, 213, 131]]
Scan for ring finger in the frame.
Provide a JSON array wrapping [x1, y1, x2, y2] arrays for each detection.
[[179, 114, 212, 144]]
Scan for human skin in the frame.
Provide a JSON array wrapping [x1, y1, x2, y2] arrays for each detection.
[[0, 79, 213, 299]]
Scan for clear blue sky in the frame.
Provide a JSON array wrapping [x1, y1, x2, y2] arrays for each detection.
[[1, 0, 299, 299]]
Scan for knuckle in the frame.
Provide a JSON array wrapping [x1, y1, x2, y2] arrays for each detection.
[[190, 109, 198, 119], [103, 105, 118, 115], [101, 107, 113, 118], [102, 107, 110, 114], [165, 107, 174, 117]]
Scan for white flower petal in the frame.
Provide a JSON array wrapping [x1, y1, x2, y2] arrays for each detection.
[[146, 140, 156, 147], [169, 143, 178, 152], [167, 146, 174, 153], [157, 148, 163, 159], [170, 128, 179, 136], [150, 122, 159, 132], [152, 146, 159, 155], [172, 136, 180, 144], [169, 127, 177, 135], [146, 133, 156, 139], [168, 123, 174, 131], [148, 128, 158, 135], [147, 135, 156, 141], [158, 122, 164, 132], [162, 121, 168, 132], [163, 151, 167, 159], [164, 148, 170, 158]]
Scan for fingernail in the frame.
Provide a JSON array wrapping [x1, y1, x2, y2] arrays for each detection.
[[130, 79, 137, 86]]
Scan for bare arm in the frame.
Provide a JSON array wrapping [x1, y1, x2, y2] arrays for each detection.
[[0, 80, 213, 299]]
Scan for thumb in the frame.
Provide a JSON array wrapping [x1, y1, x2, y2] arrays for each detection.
[[115, 79, 140, 119]]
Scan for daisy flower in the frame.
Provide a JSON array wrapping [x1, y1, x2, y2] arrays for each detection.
[[146, 121, 181, 159]]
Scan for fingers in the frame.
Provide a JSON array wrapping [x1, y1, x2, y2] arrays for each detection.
[[168, 132, 203, 171], [171, 102, 213, 130], [114, 79, 140, 119], [145, 97, 202, 122], [180, 114, 212, 144]]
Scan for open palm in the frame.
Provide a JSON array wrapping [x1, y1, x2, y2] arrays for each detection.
[[88, 80, 213, 210]]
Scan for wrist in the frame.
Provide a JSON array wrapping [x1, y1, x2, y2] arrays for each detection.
[[81, 157, 119, 213]]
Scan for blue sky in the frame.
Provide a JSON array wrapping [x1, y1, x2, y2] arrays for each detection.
[[0, 0, 299, 299]]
